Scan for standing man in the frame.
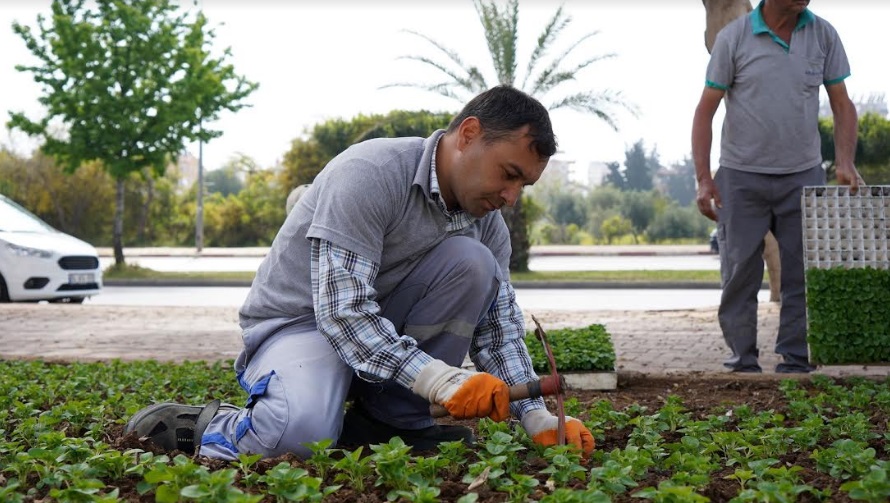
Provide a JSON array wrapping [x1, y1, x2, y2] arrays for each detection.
[[692, 0, 860, 373], [126, 85, 594, 458]]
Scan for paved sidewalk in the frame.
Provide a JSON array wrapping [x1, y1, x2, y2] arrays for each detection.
[[1, 302, 886, 379]]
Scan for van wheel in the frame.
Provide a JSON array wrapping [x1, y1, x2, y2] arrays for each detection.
[[0, 274, 9, 302]]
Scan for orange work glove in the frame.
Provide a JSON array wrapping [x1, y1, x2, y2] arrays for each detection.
[[521, 409, 595, 458], [412, 359, 510, 421]]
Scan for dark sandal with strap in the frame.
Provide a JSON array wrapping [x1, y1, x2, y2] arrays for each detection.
[[125, 400, 222, 454]]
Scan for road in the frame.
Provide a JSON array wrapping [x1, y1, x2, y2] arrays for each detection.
[[100, 253, 721, 273], [91, 250, 736, 311]]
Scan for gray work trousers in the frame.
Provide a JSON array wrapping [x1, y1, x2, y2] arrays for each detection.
[[714, 166, 825, 370], [200, 236, 501, 459]]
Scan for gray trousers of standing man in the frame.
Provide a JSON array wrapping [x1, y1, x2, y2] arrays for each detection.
[[200, 236, 501, 460], [714, 166, 825, 372]]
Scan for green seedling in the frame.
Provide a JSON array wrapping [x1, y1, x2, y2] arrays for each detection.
[[333, 446, 372, 492], [587, 459, 638, 496], [303, 438, 336, 481], [259, 463, 340, 503], [840, 464, 890, 503], [540, 445, 587, 485], [370, 437, 413, 493]]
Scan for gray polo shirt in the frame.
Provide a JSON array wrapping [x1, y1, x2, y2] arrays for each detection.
[[239, 130, 511, 329], [706, 3, 850, 174]]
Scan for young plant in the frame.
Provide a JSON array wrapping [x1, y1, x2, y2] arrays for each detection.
[[587, 459, 638, 496], [840, 464, 890, 503], [231, 452, 263, 487], [633, 481, 709, 502], [437, 440, 470, 477], [333, 446, 371, 492], [812, 439, 880, 480], [259, 462, 340, 503], [303, 438, 336, 481], [391, 474, 441, 503], [369, 437, 413, 493], [540, 445, 587, 486], [179, 467, 262, 502], [498, 473, 539, 503], [140, 453, 210, 502]]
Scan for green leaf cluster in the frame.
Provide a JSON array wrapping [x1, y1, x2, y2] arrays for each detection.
[[806, 267, 890, 364], [1, 360, 889, 501], [524, 324, 616, 372]]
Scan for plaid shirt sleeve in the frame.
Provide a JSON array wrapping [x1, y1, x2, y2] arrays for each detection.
[[311, 238, 432, 388], [469, 279, 546, 419]]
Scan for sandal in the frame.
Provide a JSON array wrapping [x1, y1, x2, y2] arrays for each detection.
[[125, 400, 229, 454]]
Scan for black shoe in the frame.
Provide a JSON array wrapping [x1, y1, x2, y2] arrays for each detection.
[[775, 354, 815, 374], [339, 403, 474, 452], [728, 366, 763, 373], [124, 400, 237, 454], [776, 362, 815, 373]]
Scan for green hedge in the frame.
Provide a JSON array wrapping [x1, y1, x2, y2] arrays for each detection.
[[807, 267, 890, 365], [524, 324, 616, 372]]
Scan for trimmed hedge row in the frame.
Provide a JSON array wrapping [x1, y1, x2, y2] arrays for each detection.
[[524, 324, 616, 372], [807, 267, 890, 365]]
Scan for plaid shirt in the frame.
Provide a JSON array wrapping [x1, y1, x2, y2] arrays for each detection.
[[310, 140, 542, 417]]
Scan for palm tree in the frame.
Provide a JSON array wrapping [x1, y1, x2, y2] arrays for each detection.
[[384, 0, 633, 271]]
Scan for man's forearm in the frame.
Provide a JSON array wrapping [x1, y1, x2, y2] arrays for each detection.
[[691, 116, 714, 183], [832, 99, 858, 167]]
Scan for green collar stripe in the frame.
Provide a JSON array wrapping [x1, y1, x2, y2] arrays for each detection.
[[824, 74, 850, 86], [750, 0, 815, 50]]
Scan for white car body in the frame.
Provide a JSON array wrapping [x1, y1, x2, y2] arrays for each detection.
[[0, 194, 103, 303]]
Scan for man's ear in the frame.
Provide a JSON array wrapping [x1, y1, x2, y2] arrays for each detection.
[[456, 117, 482, 150]]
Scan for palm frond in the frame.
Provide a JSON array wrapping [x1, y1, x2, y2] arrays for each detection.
[[530, 51, 615, 96], [378, 81, 467, 102], [548, 90, 637, 131], [521, 5, 570, 91], [475, 0, 518, 85], [388, 54, 487, 94], [403, 30, 475, 73]]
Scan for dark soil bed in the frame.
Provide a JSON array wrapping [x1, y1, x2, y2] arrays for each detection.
[[104, 373, 890, 502]]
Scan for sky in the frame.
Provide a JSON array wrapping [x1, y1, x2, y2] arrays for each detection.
[[2, 1, 889, 176]]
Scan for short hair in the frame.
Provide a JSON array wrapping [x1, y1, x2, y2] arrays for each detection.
[[447, 85, 557, 160]]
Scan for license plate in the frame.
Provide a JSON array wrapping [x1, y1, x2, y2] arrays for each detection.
[[68, 273, 95, 285]]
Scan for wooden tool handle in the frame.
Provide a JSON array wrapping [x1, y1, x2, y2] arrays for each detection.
[[429, 374, 564, 418]]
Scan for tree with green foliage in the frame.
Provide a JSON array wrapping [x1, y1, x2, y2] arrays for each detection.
[[204, 165, 245, 197], [661, 157, 697, 206], [622, 140, 660, 192], [281, 110, 453, 190], [600, 215, 632, 244], [603, 161, 625, 190], [383, 0, 633, 271], [820, 112, 890, 184], [8, 0, 257, 265], [619, 190, 660, 244], [647, 204, 711, 242]]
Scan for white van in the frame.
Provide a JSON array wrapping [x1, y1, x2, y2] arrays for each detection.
[[0, 194, 102, 303]]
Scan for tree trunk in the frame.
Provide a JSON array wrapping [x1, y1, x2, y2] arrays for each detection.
[[113, 178, 126, 266], [137, 174, 154, 244], [501, 198, 530, 272], [763, 230, 781, 303]]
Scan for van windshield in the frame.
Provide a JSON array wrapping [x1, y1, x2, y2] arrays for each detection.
[[0, 197, 56, 233]]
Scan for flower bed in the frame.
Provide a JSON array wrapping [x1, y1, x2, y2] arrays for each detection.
[[2, 360, 889, 502]]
